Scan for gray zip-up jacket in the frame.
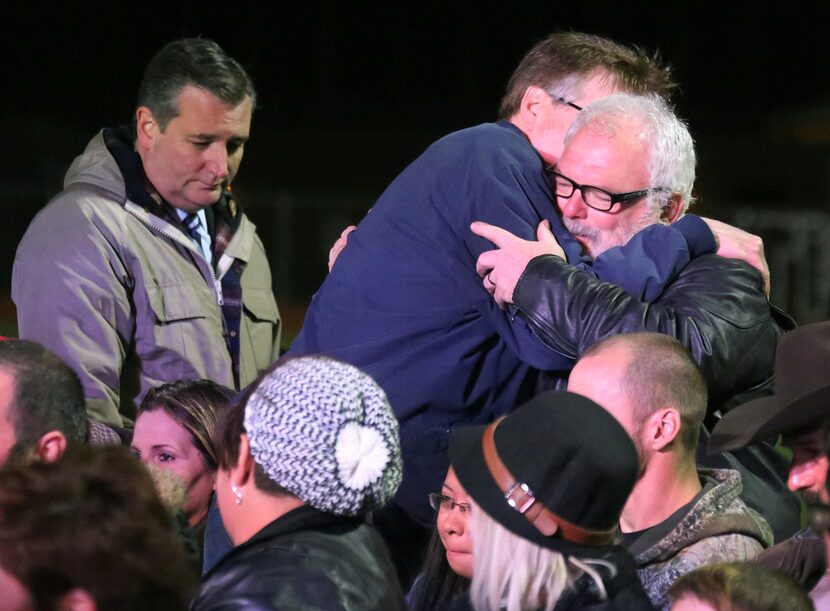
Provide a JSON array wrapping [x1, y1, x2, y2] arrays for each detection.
[[13, 130, 281, 426], [626, 468, 773, 610]]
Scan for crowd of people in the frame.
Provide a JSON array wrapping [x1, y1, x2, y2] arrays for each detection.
[[2, 29, 827, 611]]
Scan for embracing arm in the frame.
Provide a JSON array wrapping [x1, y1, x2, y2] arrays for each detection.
[[513, 254, 778, 403], [13, 199, 132, 426]]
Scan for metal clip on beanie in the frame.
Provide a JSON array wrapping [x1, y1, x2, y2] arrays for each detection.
[[243, 356, 403, 516]]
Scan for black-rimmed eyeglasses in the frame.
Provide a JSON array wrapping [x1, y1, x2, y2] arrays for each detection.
[[552, 96, 583, 112], [545, 168, 670, 212], [428, 493, 472, 515]]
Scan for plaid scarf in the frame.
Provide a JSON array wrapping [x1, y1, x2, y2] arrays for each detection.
[[105, 126, 245, 389]]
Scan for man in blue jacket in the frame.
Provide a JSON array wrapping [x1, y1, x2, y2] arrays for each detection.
[[289, 32, 782, 580]]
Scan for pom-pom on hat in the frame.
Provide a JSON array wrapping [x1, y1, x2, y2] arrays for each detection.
[[244, 356, 402, 516]]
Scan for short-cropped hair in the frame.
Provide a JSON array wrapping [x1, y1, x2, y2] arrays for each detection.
[[667, 561, 813, 611], [583, 333, 707, 456], [0, 445, 195, 610], [0, 339, 86, 459], [136, 38, 255, 131], [216, 368, 291, 497], [499, 31, 676, 120]]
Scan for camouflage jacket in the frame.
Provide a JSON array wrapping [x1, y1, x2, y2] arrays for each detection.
[[625, 468, 773, 610]]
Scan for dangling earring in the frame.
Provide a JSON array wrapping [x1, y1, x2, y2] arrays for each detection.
[[231, 484, 243, 505]]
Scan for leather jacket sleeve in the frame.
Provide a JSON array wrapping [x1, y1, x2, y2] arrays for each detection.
[[513, 253, 783, 407]]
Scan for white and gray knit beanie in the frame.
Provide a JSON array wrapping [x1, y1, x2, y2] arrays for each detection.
[[244, 356, 402, 516]]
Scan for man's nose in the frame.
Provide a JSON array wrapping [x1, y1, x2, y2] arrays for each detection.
[[205, 144, 230, 178], [558, 191, 587, 219], [788, 463, 817, 492]]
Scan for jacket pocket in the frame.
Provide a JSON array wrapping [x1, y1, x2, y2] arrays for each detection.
[[139, 282, 222, 385], [242, 288, 279, 323], [241, 288, 281, 375], [146, 282, 211, 322]]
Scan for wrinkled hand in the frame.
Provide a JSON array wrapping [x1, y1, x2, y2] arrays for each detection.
[[328, 225, 357, 272], [472, 220, 565, 308], [702, 217, 770, 296]]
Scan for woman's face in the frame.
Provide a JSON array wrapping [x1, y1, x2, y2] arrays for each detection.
[[131, 409, 215, 525], [436, 467, 474, 579]]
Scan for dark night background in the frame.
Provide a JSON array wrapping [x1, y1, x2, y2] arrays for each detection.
[[4, 2, 830, 341]]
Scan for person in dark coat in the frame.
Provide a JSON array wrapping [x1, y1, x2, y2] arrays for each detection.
[[191, 356, 407, 611]]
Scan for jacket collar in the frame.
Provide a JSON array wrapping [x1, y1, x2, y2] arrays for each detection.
[[102, 125, 242, 230], [204, 505, 366, 579], [246, 505, 364, 547]]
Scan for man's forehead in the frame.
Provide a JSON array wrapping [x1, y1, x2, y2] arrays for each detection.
[[170, 85, 253, 133], [784, 426, 827, 450], [557, 125, 648, 182]]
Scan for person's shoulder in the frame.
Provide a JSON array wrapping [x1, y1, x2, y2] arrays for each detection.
[[428, 121, 531, 157], [26, 185, 130, 242], [662, 254, 769, 304], [683, 253, 761, 276]]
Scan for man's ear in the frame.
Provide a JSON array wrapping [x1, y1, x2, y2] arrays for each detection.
[[35, 430, 67, 463], [661, 193, 684, 224], [648, 408, 682, 452], [516, 86, 553, 126], [135, 106, 159, 151], [57, 587, 97, 611]]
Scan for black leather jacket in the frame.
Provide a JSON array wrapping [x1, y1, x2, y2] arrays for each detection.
[[514, 253, 794, 412], [191, 506, 406, 610]]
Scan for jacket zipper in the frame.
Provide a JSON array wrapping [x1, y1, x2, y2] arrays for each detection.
[[124, 203, 224, 306]]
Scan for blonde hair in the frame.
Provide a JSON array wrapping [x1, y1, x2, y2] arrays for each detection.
[[469, 501, 614, 611]]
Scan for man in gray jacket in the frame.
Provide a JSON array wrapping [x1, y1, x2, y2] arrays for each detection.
[[569, 333, 772, 610], [13, 39, 281, 427]]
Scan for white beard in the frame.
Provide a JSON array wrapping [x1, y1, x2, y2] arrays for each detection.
[[564, 212, 659, 258]]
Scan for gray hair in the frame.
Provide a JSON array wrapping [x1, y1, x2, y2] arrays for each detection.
[[564, 93, 696, 215], [469, 501, 614, 611]]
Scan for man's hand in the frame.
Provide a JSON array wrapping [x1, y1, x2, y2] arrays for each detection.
[[472, 220, 565, 308], [702, 217, 770, 296], [328, 225, 357, 272]]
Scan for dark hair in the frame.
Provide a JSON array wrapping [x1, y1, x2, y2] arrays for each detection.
[[216, 364, 291, 496], [0, 445, 195, 610], [0, 340, 86, 460], [409, 529, 470, 611], [139, 379, 235, 471], [498, 31, 676, 119], [583, 333, 707, 455], [667, 562, 812, 611], [136, 38, 255, 131]]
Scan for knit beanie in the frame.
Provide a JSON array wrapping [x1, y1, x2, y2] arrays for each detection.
[[244, 356, 402, 516]]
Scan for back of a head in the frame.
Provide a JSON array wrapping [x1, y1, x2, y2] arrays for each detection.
[[499, 31, 676, 120], [667, 562, 813, 611], [0, 444, 195, 610], [136, 38, 255, 132], [0, 339, 86, 460], [219, 356, 403, 516], [585, 333, 707, 457]]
